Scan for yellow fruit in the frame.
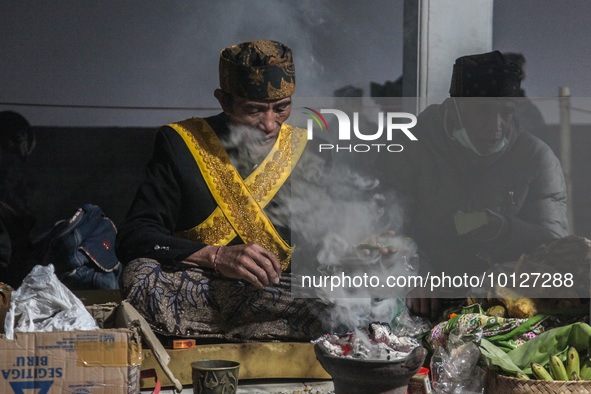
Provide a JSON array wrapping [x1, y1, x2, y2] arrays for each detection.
[[486, 305, 506, 317], [549, 354, 569, 381], [580, 357, 591, 380], [531, 362, 553, 381], [516, 371, 530, 380], [566, 346, 580, 379]]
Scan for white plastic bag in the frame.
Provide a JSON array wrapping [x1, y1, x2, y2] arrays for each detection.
[[430, 328, 485, 394], [4, 264, 98, 339]]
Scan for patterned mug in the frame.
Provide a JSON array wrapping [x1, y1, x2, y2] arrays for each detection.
[[191, 359, 240, 394]]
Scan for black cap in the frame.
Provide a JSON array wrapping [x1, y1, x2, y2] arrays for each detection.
[[219, 40, 295, 100], [449, 51, 521, 97]]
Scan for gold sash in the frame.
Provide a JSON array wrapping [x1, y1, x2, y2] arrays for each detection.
[[169, 118, 307, 270]]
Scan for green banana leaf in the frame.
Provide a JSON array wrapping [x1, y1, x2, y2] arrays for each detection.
[[480, 322, 591, 375], [480, 337, 524, 375]]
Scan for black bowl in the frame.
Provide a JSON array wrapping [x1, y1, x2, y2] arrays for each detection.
[[314, 343, 427, 394]]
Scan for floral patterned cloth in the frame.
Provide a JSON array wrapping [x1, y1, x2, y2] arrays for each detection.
[[428, 312, 548, 352], [121, 258, 329, 341]]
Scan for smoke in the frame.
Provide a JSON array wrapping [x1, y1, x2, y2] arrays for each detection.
[[169, 0, 404, 105], [218, 105, 420, 338], [290, 149, 419, 333], [217, 94, 419, 336], [171, 0, 337, 101], [222, 123, 272, 160]]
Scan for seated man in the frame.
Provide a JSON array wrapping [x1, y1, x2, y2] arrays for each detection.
[[375, 51, 569, 320], [116, 40, 329, 341]]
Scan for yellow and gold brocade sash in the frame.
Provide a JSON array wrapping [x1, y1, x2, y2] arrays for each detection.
[[169, 118, 307, 271]]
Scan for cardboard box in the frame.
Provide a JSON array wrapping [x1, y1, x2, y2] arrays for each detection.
[[0, 328, 141, 394], [90, 300, 182, 392], [0, 299, 145, 394]]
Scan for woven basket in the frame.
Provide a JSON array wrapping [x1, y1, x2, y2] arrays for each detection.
[[485, 370, 591, 393]]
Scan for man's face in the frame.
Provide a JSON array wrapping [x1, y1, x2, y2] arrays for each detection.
[[456, 98, 515, 155], [225, 95, 292, 147]]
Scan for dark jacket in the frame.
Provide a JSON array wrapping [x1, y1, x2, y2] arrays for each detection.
[[377, 102, 568, 274]]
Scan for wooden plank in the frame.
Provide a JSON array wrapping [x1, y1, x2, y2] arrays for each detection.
[[139, 342, 330, 389]]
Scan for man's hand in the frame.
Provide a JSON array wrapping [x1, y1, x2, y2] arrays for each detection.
[[357, 230, 398, 257], [406, 287, 441, 322], [469, 211, 503, 240], [184, 243, 281, 289]]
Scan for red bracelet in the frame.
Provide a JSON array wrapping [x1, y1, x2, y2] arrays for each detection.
[[213, 246, 223, 273]]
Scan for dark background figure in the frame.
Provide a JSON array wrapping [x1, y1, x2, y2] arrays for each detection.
[[0, 111, 36, 213], [0, 112, 124, 291], [0, 111, 37, 287]]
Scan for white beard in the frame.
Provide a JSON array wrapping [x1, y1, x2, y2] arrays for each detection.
[[221, 123, 273, 177]]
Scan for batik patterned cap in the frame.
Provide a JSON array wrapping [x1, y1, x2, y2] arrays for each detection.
[[219, 40, 295, 100], [449, 51, 521, 97]]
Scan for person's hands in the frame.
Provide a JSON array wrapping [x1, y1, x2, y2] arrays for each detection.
[[214, 243, 282, 289], [357, 230, 398, 257], [184, 243, 281, 289], [469, 211, 502, 240], [405, 287, 441, 322]]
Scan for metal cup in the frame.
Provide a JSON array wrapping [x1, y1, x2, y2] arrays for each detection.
[[191, 359, 240, 394]]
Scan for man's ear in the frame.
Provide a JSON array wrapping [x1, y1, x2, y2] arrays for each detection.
[[214, 89, 232, 115]]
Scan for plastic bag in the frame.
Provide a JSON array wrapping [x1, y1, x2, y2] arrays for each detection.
[[391, 305, 432, 338], [4, 264, 98, 339], [430, 328, 486, 393]]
